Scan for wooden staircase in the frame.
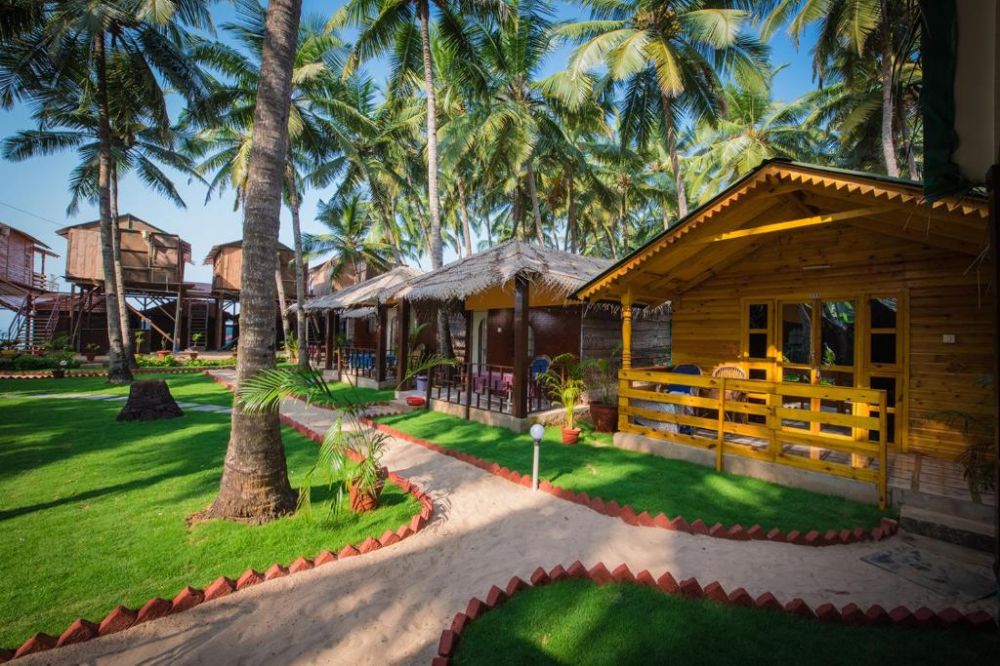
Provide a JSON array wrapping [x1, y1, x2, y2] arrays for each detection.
[[187, 300, 210, 349]]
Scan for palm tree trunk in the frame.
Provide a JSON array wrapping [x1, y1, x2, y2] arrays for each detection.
[[418, 0, 449, 356], [526, 159, 545, 244], [567, 176, 577, 253], [897, 97, 919, 180], [288, 178, 309, 371], [109, 167, 136, 369], [457, 177, 473, 256], [275, 268, 291, 351], [209, 0, 300, 523], [93, 31, 132, 384], [661, 93, 687, 221], [879, 1, 900, 177]]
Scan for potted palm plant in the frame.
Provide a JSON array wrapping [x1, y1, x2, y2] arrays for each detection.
[[583, 354, 620, 433], [189, 333, 203, 360], [156, 337, 171, 358], [134, 330, 146, 355], [84, 343, 100, 362], [539, 353, 587, 445]]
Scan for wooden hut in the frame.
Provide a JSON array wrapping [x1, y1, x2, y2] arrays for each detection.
[[573, 159, 991, 507], [395, 240, 670, 431], [0, 223, 59, 347], [300, 266, 426, 389]]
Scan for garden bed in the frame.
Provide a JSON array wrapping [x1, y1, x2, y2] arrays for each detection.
[[443, 573, 998, 665], [0, 374, 423, 652], [376, 411, 892, 535]]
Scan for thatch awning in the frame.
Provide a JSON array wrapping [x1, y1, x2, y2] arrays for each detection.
[[394, 240, 611, 303], [299, 265, 422, 312]]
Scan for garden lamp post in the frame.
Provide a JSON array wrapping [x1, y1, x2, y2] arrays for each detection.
[[529, 423, 544, 491]]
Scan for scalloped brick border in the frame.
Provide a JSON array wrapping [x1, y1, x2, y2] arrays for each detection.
[[371, 421, 896, 547], [0, 380, 434, 663], [0, 366, 219, 380], [431, 561, 998, 664]]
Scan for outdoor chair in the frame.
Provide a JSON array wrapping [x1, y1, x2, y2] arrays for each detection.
[[707, 364, 749, 424]]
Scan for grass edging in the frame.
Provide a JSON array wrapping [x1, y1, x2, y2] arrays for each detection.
[[432, 562, 999, 664], [371, 420, 897, 547], [2, 384, 434, 663]]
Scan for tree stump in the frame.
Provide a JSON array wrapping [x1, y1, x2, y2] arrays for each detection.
[[117, 380, 184, 422]]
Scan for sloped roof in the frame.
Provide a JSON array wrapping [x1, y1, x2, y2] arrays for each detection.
[[300, 265, 422, 312], [55, 213, 170, 237], [203, 239, 294, 265], [573, 159, 989, 303], [395, 240, 611, 303]]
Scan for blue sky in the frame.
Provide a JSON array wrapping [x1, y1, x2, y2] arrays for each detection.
[[0, 0, 819, 296]]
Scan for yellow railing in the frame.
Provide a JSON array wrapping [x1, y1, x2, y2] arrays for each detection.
[[618, 368, 889, 509]]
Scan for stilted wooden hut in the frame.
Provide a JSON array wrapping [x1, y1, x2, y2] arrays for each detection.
[[0, 223, 59, 347], [572, 159, 992, 507], [394, 240, 670, 431]]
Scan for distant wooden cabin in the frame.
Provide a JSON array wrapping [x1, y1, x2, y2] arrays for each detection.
[[0, 223, 57, 296], [57, 214, 190, 291], [307, 257, 385, 297], [204, 240, 295, 297], [573, 160, 991, 506]]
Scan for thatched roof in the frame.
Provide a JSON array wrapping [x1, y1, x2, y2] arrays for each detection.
[[300, 265, 422, 312], [395, 240, 611, 303]]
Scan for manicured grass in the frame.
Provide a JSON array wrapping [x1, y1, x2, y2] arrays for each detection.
[[0, 374, 419, 648], [453, 579, 999, 665], [378, 411, 891, 532], [320, 380, 395, 406]]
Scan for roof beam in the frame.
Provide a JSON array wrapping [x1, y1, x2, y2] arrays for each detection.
[[694, 207, 889, 243]]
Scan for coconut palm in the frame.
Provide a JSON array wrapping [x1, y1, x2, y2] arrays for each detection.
[[0, 0, 210, 383], [554, 0, 767, 222], [305, 194, 392, 281], [208, 0, 302, 523], [684, 71, 831, 199], [759, 0, 922, 178]]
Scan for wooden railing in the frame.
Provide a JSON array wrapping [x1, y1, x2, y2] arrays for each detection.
[[618, 368, 889, 508], [338, 346, 397, 380], [426, 362, 558, 416]]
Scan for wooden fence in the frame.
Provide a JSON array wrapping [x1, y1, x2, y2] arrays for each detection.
[[618, 368, 888, 508]]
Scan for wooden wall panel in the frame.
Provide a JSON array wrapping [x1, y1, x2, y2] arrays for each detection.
[[670, 221, 993, 460]]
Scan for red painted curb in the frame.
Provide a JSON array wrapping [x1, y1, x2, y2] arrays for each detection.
[[370, 420, 894, 548], [1, 376, 434, 662], [431, 562, 999, 663]]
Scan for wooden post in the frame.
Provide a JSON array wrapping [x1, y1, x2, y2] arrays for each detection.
[[68, 283, 77, 351], [397, 299, 410, 387], [512, 275, 529, 419], [464, 309, 473, 420], [172, 287, 183, 351], [332, 311, 342, 372], [375, 303, 387, 383], [988, 163, 999, 577], [213, 296, 224, 350], [622, 288, 633, 370], [324, 310, 334, 370], [715, 378, 726, 472], [878, 391, 888, 510]]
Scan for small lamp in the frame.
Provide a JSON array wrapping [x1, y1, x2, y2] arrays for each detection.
[[529, 423, 545, 491]]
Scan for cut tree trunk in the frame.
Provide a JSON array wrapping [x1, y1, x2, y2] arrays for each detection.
[[93, 31, 132, 385], [208, 0, 300, 523], [117, 380, 183, 421]]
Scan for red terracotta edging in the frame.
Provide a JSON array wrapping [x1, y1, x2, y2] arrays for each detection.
[[431, 561, 998, 664], [371, 421, 898, 547], [0, 377, 434, 663]]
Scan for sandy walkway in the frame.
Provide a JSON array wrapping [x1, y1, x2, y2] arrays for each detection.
[[24, 375, 996, 665]]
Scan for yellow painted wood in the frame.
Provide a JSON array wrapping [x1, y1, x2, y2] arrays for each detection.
[[774, 407, 880, 430], [698, 207, 889, 243], [621, 288, 632, 370]]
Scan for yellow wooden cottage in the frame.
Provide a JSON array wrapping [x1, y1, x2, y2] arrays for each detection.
[[573, 160, 992, 508]]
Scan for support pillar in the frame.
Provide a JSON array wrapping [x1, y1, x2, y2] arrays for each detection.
[[512, 275, 529, 419], [214, 296, 224, 350], [324, 310, 334, 370], [172, 287, 183, 352], [375, 303, 387, 383], [621, 288, 633, 370], [464, 309, 473, 420], [396, 299, 410, 387]]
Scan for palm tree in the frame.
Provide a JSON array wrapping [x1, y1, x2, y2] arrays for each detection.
[[0, 0, 210, 383], [305, 194, 391, 279], [684, 71, 831, 198], [555, 0, 767, 222], [208, 0, 302, 523], [760, 0, 922, 178], [188, 1, 351, 370]]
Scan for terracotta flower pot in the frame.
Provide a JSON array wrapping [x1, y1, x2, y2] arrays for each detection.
[[156, 350, 171, 358], [52, 369, 66, 379], [189, 352, 199, 360], [561, 427, 581, 445], [348, 466, 388, 513], [589, 402, 619, 433]]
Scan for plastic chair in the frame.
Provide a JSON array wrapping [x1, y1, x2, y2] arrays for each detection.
[[667, 364, 702, 394]]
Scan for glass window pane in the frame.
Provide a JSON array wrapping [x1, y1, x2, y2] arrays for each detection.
[[782, 303, 812, 364], [748, 333, 768, 359], [749, 368, 767, 380], [871, 334, 897, 365], [821, 301, 855, 366], [749, 303, 768, 329], [819, 370, 853, 387], [870, 376, 896, 405], [870, 297, 897, 329]]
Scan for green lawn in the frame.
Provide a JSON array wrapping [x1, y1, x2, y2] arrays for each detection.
[[0, 374, 419, 648], [378, 411, 890, 532], [452, 580, 1000, 665]]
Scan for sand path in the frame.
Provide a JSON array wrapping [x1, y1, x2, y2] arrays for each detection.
[[27, 375, 995, 665]]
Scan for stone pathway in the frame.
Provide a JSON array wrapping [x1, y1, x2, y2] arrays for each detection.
[[12, 376, 997, 665]]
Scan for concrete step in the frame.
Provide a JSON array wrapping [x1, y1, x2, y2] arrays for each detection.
[[899, 504, 996, 553], [893, 487, 995, 523]]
